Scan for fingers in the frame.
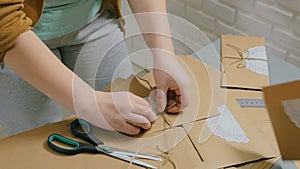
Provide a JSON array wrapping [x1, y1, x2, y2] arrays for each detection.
[[179, 84, 190, 109], [165, 87, 189, 113], [131, 94, 157, 122], [121, 112, 152, 129], [94, 92, 157, 135], [134, 104, 157, 122], [111, 114, 151, 135], [151, 88, 167, 113], [166, 98, 180, 113], [134, 94, 151, 107], [127, 120, 151, 130], [119, 121, 141, 135]]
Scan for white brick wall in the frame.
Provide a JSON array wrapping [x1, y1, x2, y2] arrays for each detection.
[[255, 1, 293, 27], [235, 11, 272, 38], [291, 15, 300, 35], [202, 0, 236, 24], [122, 0, 300, 68], [278, 0, 300, 13], [219, 0, 254, 12], [186, 6, 215, 31]]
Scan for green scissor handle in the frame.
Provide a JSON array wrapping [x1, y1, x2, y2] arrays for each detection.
[[71, 119, 104, 146], [47, 134, 99, 155]]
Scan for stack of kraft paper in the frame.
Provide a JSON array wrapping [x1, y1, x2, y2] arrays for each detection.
[[0, 38, 282, 168]]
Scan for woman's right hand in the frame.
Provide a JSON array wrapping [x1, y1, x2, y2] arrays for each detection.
[[79, 91, 157, 135]]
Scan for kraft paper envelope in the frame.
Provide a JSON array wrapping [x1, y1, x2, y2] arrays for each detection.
[[225, 157, 280, 169], [106, 55, 223, 133], [263, 80, 300, 159], [185, 88, 280, 169], [221, 35, 270, 90], [0, 116, 204, 169]]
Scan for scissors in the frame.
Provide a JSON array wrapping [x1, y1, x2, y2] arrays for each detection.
[[48, 119, 161, 169]]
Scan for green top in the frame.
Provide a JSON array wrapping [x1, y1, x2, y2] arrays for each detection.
[[34, 0, 102, 40]]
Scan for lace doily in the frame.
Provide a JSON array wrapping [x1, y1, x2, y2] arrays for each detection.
[[207, 105, 249, 143], [282, 98, 300, 128], [244, 46, 269, 76]]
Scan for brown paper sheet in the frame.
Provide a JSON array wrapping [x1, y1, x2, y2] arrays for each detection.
[[189, 89, 279, 168], [225, 157, 280, 169], [106, 55, 223, 134], [0, 116, 204, 169], [263, 80, 300, 159], [185, 87, 280, 169], [0, 55, 280, 169], [221, 35, 270, 90]]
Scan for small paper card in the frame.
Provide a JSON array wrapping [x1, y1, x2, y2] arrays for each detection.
[[263, 80, 300, 159], [221, 35, 269, 90]]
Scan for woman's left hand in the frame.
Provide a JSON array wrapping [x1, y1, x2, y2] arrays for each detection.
[[152, 51, 191, 113]]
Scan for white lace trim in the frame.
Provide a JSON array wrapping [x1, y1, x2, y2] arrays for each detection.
[[244, 46, 269, 76], [282, 98, 300, 128], [207, 105, 249, 143]]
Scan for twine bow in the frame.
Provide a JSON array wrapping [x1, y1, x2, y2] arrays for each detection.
[[223, 44, 267, 70]]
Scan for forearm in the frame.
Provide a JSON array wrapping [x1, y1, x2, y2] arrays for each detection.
[[128, 0, 175, 57], [3, 30, 95, 114], [128, 1, 191, 113], [2, 31, 156, 134]]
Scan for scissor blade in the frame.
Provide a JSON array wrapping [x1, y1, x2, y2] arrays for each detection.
[[108, 152, 158, 169], [113, 151, 162, 161]]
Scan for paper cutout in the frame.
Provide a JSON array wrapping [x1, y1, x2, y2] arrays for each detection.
[[207, 105, 249, 143], [282, 98, 300, 128], [244, 46, 268, 76]]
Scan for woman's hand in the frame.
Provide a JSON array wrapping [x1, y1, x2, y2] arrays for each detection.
[[128, 1, 190, 113], [153, 52, 191, 113], [80, 91, 157, 135]]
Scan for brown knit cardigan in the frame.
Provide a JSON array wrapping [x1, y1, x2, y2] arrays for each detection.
[[0, 0, 122, 65]]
